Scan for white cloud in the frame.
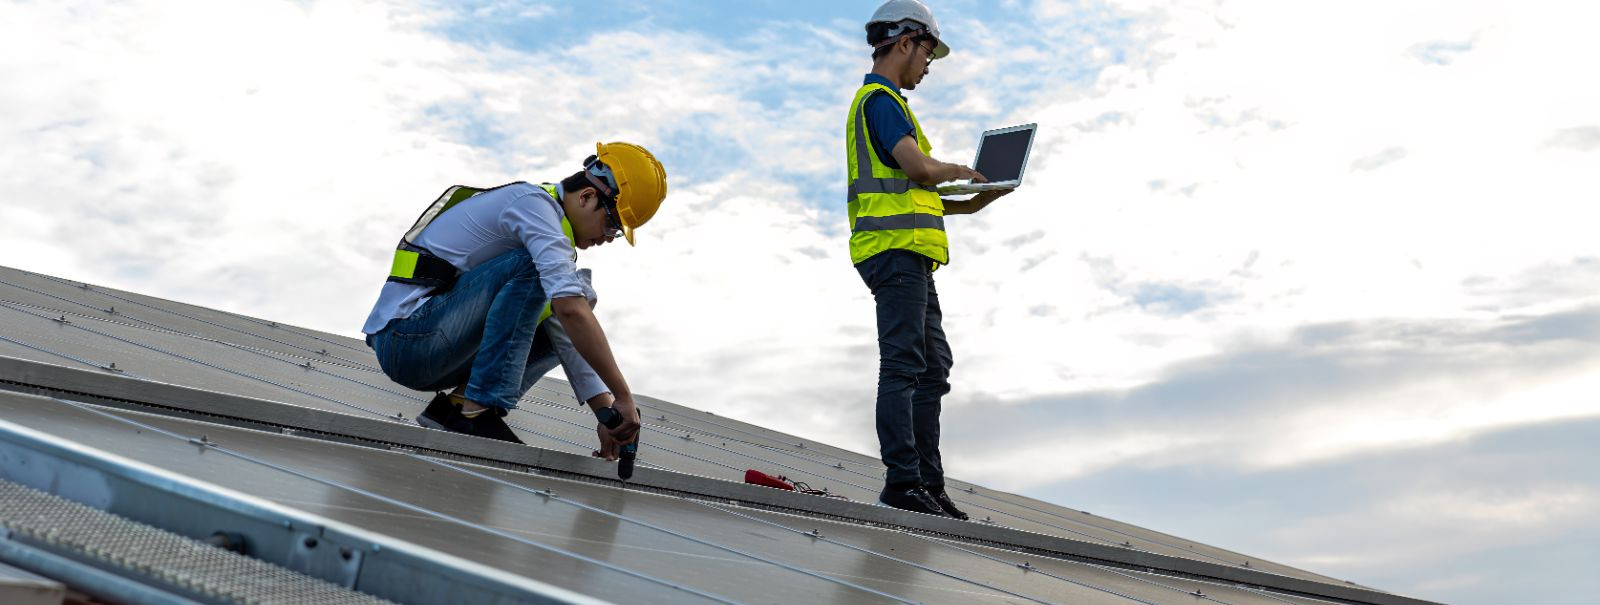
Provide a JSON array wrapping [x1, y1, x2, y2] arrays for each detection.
[[3, 2, 1598, 602]]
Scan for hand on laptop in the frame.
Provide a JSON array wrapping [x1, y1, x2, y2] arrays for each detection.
[[946, 164, 987, 183]]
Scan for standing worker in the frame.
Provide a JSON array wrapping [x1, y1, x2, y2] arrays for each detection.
[[362, 143, 666, 461], [848, 0, 1010, 518]]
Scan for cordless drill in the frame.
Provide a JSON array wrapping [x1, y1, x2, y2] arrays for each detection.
[[593, 406, 637, 480]]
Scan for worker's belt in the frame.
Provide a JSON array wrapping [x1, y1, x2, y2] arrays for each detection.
[[852, 214, 945, 233], [388, 245, 460, 292], [846, 178, 936, 200]]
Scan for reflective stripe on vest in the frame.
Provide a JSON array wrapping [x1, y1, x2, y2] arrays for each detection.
[[853, 214, 945, 232], [845, 83, 948, 267], [388, 182, 576, 326]]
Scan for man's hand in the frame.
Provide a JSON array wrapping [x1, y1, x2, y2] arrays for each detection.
[[943, 188, 1013, 215], [948, 164, 987, 183], [970, 188, 1012, 205], [608, 396, 642, 442], [593, 420, 623, 460]]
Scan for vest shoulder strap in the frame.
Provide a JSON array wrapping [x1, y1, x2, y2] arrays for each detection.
[[388, 181, 528, 291]]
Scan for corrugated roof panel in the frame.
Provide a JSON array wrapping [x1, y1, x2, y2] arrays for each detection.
[[0, 264, 1439, 605], [2, 395, 1108, 604]]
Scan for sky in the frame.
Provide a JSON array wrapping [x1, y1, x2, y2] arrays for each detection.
[[2, 1, 1597, 603]]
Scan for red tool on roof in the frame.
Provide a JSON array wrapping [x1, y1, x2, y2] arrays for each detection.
[[744, 469, 796, 490]]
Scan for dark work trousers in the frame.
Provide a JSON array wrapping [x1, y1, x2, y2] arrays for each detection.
[[856, 249, 954, 488]]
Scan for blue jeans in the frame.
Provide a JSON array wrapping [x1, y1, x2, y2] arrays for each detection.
[[857, 250, 953, 488], [369, 249, 559, 409]]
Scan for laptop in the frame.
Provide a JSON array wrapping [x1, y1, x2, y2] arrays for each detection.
[[936, 123, 1038, 195]]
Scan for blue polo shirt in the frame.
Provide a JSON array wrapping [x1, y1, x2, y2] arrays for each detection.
[[861, 74, 916, 170]]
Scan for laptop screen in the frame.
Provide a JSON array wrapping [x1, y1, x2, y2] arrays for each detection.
[[973, 128, 1034, 183]]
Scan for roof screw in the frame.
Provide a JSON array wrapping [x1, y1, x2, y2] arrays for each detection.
[[53, 314, 71, 324], [804, 529, 823, 539], [538, 488, 556, 498], [682, 433, 694, 441], [394, 412, 405, 419], [1122, 541, 1133, 547], [1241, 561, 1251, 568], [963, 486, 976, 494], [78, 282, 90, 289], [796, 443, 806, 449], [1191, 589, 1207, 598], [301, 361, 314, 370], [105, 306, 115, 314], [103, 362, 123, 373], [268, 321, 278, 328], [317, 348, 328, 356], [1018, 561, 1033, 572], [657, 414, 668, 421], [834, 462, 846, 469]]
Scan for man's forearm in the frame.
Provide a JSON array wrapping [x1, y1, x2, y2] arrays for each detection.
[[914, 157, 982, 185], [585, 391, 615, 412], [941, 197, 992, 215], [552, 298, 631, 403]]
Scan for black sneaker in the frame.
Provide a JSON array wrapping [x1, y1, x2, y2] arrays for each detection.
[[417, 393, 462, 430], [878, 485, 951, 517], [417, 393, 524, 444], [926, 485, 970, 521]]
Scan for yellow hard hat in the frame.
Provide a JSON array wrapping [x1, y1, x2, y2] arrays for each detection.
[[594, 141, 666, 246]]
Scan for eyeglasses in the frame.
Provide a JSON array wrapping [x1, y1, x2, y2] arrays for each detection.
[[597, 193, 624, 240], [914, 36, 938, 66], [583, 154, 625, 239]]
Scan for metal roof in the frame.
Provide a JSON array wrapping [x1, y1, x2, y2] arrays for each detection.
[[0, 264, 1445, 605]]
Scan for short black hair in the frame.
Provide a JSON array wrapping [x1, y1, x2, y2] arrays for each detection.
[[560, 170, 617, 206], [867, 22, 897, 59], [560, 170, 596, 199], [867, 22, 934, 60]]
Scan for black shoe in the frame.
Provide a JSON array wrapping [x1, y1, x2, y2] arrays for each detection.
[[878, 485, 951, 517], [418, 393, 464, 430], [417, 393, 524, 444], [925, 485, 970, 521]]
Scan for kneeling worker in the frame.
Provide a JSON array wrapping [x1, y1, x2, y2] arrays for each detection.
[[361, 142, 666, 458]]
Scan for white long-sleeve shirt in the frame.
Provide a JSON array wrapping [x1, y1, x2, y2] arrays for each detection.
[[362, 182, 606, 401], [362, 182, 583, 335], [537, 268, 607, 402]]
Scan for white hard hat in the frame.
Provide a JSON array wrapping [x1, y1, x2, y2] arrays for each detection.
[[866, 0, 949, 60]]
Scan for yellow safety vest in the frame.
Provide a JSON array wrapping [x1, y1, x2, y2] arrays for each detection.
[[845, 83, 947, 266], [388, 182, 575, 324]]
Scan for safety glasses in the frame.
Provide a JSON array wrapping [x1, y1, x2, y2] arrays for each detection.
[[916, 38, 937, 66], [598, 197, 624, 240], [583, 155, 626, 239]]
